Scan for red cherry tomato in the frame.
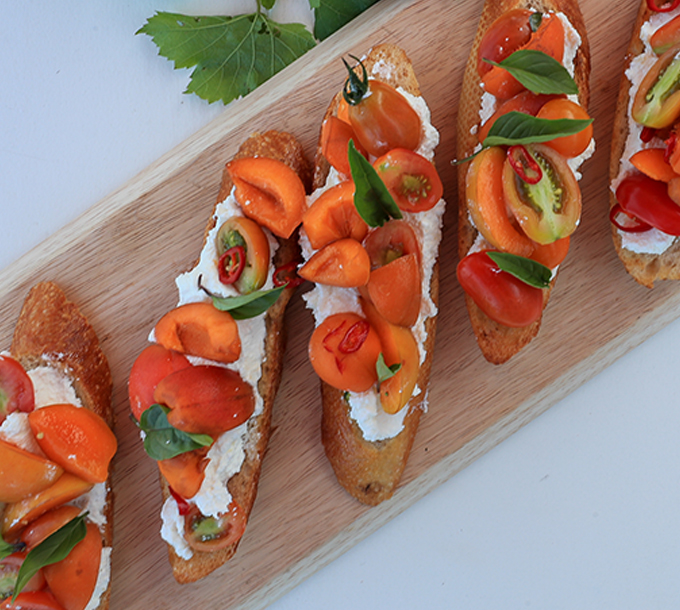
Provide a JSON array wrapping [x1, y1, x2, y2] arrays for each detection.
[[128, 345, 192, 421], [647, 0, 680, 12], [477, 9, 533, 76], [372, 149, 443, 213], [536, 98, 594, 158], [0, 552, 46, 600], [0, 355, 34, 425], [457, 251, 544, 328], [615, 173, 680, 235], [183, 500, 247, 552], [0, 591, 65, 610]]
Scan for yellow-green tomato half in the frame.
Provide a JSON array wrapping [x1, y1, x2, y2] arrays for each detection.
[[632, 45, 680, 129], [502, 143, 581, 245], [216, 216, 270, 294]]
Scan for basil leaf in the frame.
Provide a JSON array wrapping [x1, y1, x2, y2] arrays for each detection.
[[313, 0, 380, 40], [530, 12, 543, 32], [484, 50, 578, 95], [13, 514, 87, 600], [376, 353, 401, 383], [261, 0, 276, 8], [210, 285, 285, 320], [349, 140, 402, 227], [486, 251, 552, 288], [483, 111, 593, 148], [139, 404, 213, 461], [0, 534, 17, 561], [138, 11, 315, 105]]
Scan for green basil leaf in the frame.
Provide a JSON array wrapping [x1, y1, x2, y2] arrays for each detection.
[[138, 12, 315, 105], [0, 534, 16, 562], [349, 140, 402, 227], [530, 12, 543, 32], [483, 111, 592, 148], [313, 0, 380, 40], [484, 49, 578, 95], [139, 405, 213, 461], [261, 0, 277, 9], [13, 514, 87, 600], [210, 285, 285, 320], [486, 251, 552, 288], [376, 353, 401, 383]]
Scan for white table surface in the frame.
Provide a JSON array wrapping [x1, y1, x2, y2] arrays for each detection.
[[3, 1, 680, 609]]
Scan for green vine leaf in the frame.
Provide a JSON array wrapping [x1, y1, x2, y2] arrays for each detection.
[[313, 0, 380, 40], [137, 11, 316, 104]]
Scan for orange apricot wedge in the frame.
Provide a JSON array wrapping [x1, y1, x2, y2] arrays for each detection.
[[466, 146, 534, 257], [227, 157, 306, 239], [321, 116, 368, 176], [20, 505, 82, 550], [158, 449, 208, 500], [303, 181, 368, 249], [2, 473, 93, 542], [154, 302, 241, 364], [530, 236, 570, 269], [366, 253, 421, 327], [361, 298, 420, 414], [0, 439, 64, 504], [630, 148, 679, 183], [298, 238, 371, 287], [28, 404, 116, 485]]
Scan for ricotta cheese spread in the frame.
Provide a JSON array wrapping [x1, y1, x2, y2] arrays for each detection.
[[301, 69, 445, 443], [611, 6, 680, 254], [159, 189, 278, 560]]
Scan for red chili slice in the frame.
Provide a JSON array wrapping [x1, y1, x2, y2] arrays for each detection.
[[169, 487, 192, 516], [647, 0, 680, 12], [609, 202, 653, 233], [337, 321, 370, 354], [507, 145, 542, 184], [273, 261, 304, 288], [218, 245, 246, 285], [641, 126, 657, 143]]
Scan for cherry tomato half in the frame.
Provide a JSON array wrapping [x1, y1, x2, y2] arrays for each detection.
[[183, 501, 246, 552], [0, 591, 64, 610], [457, 251, 544, 328], [536, 98, 593, 158], [0, 355, 34, 425], [615, 173, 680, 235], [373, 149, 443, 213], [632, 45, 680, 129], [477, 9, 533, 76]]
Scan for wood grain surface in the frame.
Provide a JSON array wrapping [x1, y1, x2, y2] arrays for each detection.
[[0, 0, 673, 608]]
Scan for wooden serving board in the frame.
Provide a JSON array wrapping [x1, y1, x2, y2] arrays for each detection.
[[0, 0, 675, 608]]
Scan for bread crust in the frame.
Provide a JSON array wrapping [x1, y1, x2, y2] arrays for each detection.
[[609, 1, 680, 288], [158, 131, 310, 583], [456, 0, 590, 364], [312, 44, 441, 506], [8, 281, 113, 610]]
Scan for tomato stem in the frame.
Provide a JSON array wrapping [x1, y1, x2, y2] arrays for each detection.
[[342, 55, 369, 106]]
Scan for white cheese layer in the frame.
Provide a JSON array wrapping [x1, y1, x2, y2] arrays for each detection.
[[160, 190, 277, 560], [611, 7, 680, 254], [301, 80, 445, 443]]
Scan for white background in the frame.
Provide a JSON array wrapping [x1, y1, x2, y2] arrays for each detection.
[[3, 1, 680, 608]]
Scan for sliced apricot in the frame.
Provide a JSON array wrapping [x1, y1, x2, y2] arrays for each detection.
[[629, 148, 679, 183], [28, 404, 116, 485], [154, 365, 254, 437], [298, 239, 371, 287], [530, 236, 570, 269], [308, 313, 381, 392], [366, 253, 421, 327], [20, 505, 82, 551], [302, 181, 368, 249], [44, 522, 102, 610], [482, 13, 565, 99], [321, 116, 368, 176], [158, 449, 209, 500], [361, 298, 420, 414], [227, 157, 306, 239], [2, 474, 93, 542], [154, 302, 241, 364], [128, 345, 192, 421], [0, 439, 64, 504], [465, 146, 534, 256]]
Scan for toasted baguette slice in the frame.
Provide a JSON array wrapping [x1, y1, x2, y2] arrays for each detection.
[[154, 131, 310, 583], [310, 44, 442, 506], [8, 281, 114, 610], [609, 2, 680, 288], [456, 0, 590, 364]]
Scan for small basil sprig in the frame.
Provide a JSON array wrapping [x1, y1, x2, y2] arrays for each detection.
[[139, 404, 213, 461], [483, 49, 578, 95], [348, 140, 402, 227], [13, 514, 87, 601], [483, 111, 593, 148], [202, 283, 285, 320], [486, 251, 552, 288], [376, 353, 401, 383]]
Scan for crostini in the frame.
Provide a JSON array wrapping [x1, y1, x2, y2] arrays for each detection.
[[457, 0, 594, 364], [301, 44, 445, 506], [0, 281, 115, 610], [127, 131, 310, 583], [610, 0, 680, 287]]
